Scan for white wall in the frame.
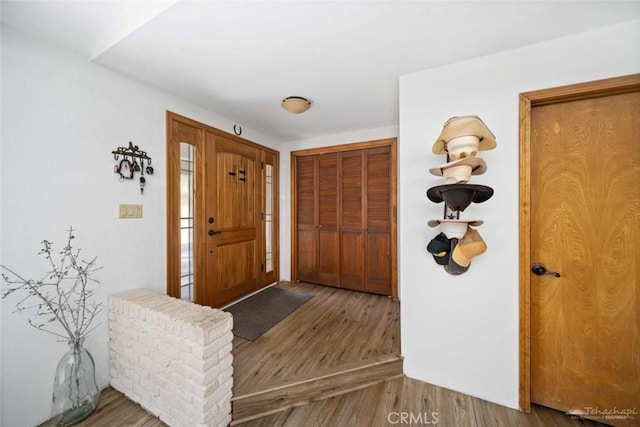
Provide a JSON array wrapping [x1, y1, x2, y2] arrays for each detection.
[[0, 3, 4, 421], [279, 125, 399, 282], [399, 19, 640, 409], [0, 24, 280, 427]]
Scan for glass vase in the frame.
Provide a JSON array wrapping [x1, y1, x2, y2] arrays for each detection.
[[51, 338, 100, 426]]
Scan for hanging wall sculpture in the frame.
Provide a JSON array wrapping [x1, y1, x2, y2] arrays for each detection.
[[426, 116, 496, 275], [112, 141, 153, 194]]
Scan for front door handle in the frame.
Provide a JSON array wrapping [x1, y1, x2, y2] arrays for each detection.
[[531, 262, 561, 278], [208, 229, 222, 236]]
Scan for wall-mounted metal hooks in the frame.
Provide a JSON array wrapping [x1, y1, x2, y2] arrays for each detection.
[[233, 124, 242, 136], [112, 141, 151, 161], [111, 141, 153, 193]]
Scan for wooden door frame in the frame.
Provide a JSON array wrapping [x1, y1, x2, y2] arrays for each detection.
[[518, 73, 640, 411], [290, 137, 398, 300], [166, 111, 280, 304]]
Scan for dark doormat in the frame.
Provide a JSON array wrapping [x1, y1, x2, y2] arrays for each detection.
[[224, 286, 313, 341]]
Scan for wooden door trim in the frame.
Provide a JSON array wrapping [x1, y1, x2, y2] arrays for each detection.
[[290, 138, 398, 300], [518, 73, 640, 412], [166, 111, 280, 304], [292, 138, 396, 156]]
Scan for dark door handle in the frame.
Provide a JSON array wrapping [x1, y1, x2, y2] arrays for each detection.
[[531, 263, 561, 277], [208, 229, 222, 236]]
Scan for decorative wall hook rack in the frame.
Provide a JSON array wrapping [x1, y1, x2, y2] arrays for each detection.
[[112, 141, 151, 161], [111, 142, 153, 194]]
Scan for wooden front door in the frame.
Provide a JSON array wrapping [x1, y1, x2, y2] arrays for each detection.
[[167, 112, 278, 308], [205, 132, 260, 307], [524, 77, 639, 424]]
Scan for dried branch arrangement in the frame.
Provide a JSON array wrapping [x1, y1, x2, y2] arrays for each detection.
[[1, 227, 103, 342]]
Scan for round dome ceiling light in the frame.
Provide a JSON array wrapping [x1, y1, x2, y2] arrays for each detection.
[[281, 96, 311, 114]]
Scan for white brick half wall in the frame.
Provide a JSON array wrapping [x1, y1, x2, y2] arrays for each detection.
[[109, 289, 233, 427]]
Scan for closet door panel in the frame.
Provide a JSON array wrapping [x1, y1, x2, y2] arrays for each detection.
[[297, 229, 316, 282], [316, 153, 339, 285], [340, 151, 364, 227], [296, 156, 317, 282], [366, 147, 391, 232], [341, 231, 364, 290], [317, 230, 339, 286], [366, 233, 391, 295], [365, 147, 392, 295], [318, 154, 338, 227], [340, 150, 365, 290]]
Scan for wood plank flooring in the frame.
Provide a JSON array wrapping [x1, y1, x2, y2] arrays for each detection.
[[232, 281, 401, 391], [38, 386, 165, 427], [238, 376, 609, 427], [41, 282, 610, 426], [47, 382, 608, 427], [232, 355, 403, 424]]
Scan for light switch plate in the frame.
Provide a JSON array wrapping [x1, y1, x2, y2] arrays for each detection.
[[119, 204, 143, 219]]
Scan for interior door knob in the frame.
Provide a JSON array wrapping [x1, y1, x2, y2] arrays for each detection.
[[531, 262, 561, 277]]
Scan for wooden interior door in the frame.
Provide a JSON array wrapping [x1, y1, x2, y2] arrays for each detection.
[[529, 89, 639, 424], [206, 133, 260, 307]]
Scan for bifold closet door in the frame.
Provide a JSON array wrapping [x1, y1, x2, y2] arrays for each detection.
[[316, 153, 340, 286], [364, 146, 392, 295], [295, 145, 393, 296], [340, 150, 365, 291], [296, 155, 317, 283], [295, 153, 339, 286], [340, 147, 392, 294]]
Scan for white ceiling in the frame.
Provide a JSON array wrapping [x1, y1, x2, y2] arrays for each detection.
[[3, 1, 639, 142]]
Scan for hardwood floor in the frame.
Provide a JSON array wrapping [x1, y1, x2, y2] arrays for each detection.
[[238, 377, 608, 427], [38, 386, 166, 427], [41, 282, 610, 426], [47, 382, 608, 427], [232, 281, 400, 391]]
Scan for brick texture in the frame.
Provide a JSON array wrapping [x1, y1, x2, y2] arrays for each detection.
[[109, 289, 233, 427]]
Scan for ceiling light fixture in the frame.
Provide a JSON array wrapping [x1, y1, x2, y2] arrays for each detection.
[[281, 96, 311, 114]]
